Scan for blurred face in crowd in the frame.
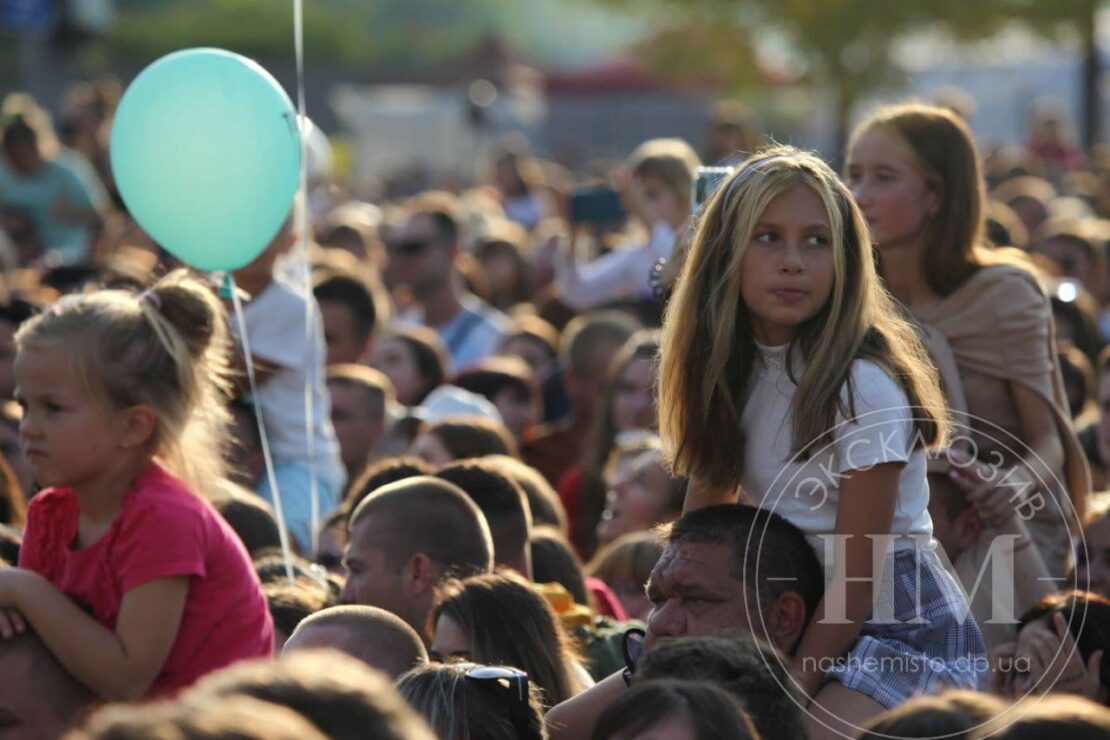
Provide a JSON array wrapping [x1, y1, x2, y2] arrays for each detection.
[[502, 336, 554, 382], [409, 431, 454, 467], [608, 574, 653, 623], [633, 175, 688, 231], [327, 380, 382, 478], [389, 213, 455, 296], [479, 243, 523, 307], [0, 319, 16, 401], [738, 184, 835, 347], [492, 386, 536, 441], [341, 516, 408, 617], [2, 142, 41, 177], [1038, 236, 1096, 290], [371, 337, 425, 407], [1074, 515, 1110, 597], [597, 450, 675, 547], [1010, 196, 1049, 238], [429, 614, 471, 663], [315, 518, 345, 574], [319, 299, 369, 366], [612, 357, 656, 432], [846, 126, 940, 253], [494, 158, 523, 196]]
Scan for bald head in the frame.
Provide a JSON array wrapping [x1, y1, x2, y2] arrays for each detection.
[[349, 476, 494, 577], [284, 606, 428, 679], [341, 477, 494, 638]]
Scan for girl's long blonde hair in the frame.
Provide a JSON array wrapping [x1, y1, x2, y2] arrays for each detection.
[[659, 146, 947, 491], [16, 270, 232, 494]]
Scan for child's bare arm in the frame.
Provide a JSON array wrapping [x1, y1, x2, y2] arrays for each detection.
[[1, 569, 188, 701], [790, 463, 900, 698]]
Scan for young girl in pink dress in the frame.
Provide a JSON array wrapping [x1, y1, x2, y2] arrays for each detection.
[[0, 271, 272, 700]]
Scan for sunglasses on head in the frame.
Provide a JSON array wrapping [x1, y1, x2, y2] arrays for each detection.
[[388, 238, 437, 257], [456, 664, 541, 740]]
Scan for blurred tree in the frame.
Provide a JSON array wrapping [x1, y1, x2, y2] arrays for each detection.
[[601, 0, 1104, 158], [103, 0, 376, 67], [632, 17, 763, 91], [1004, 0, 1100, 152]]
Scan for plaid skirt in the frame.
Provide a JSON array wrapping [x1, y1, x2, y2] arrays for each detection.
[[825, 545, 988, 708]]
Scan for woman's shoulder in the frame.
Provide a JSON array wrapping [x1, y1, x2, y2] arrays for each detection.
[[966, 260, 1046, 301]]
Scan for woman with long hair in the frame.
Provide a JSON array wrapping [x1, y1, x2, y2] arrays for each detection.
[[846, 102, 1090, 578], [559, 331, 658, 557], [428, 572, 586, 709], [658, 146, 978, 735]]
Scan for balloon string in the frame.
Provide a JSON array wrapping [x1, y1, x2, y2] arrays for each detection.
[[228, 275, 296, 585], [292, 0, 321, 557]]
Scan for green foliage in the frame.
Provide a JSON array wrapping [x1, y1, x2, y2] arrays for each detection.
[[102, 0, 376, 66], [633, 18, 763, 91]]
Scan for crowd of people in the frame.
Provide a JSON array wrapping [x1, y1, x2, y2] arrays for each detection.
[[1, 75, 1110, 739]]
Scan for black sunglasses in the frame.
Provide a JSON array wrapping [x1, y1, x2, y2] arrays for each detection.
[[464, 664, 529, 702], [460, 664, 541, 740], [388, 238, 437, 257], [621, 627, 646, 686]]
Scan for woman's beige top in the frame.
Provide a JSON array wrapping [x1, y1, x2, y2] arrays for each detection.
[[914, 263, 1090, 577]]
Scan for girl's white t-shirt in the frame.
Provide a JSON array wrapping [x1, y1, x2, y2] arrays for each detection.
[[740, 342, 933, 569]]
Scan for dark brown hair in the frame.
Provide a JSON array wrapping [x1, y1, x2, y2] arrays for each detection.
[[592, 679, 758, 740], [1018, 590, 1110, 688], [436, 460, 531, 572], [636, 635, 806, 739], [425, 416, 518, 460], [380, 324, 449, 405], [431, 572, 583, 708], [859, 689, 1006, 740]]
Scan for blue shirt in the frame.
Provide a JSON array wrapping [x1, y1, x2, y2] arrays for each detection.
[[0, 155, 105, 262]]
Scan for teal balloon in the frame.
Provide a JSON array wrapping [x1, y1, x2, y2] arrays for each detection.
[[110, 48, 302, 272]]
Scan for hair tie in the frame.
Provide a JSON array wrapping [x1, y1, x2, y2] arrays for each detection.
[[139, 290, 162, 311]]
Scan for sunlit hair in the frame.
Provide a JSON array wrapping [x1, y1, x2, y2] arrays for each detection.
[[397, 662, 545, 740], [15, 270, 232, 494], [848, 102, 1024, 295], [659, 145, 946, 490]]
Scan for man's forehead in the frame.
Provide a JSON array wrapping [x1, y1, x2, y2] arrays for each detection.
[[652, 541, 736, 584]]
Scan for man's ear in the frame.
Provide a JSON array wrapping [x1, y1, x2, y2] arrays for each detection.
[[766, 591, 808, 655], [120, 405, 158, 450], [406, 553, 439, 598]]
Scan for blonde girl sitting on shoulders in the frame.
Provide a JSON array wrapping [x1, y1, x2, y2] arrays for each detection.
[[0, 271, 273, 700], [659, 146, 985, 738]]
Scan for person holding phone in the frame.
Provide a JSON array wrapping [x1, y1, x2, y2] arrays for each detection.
[[556, 139, 700, 311]]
